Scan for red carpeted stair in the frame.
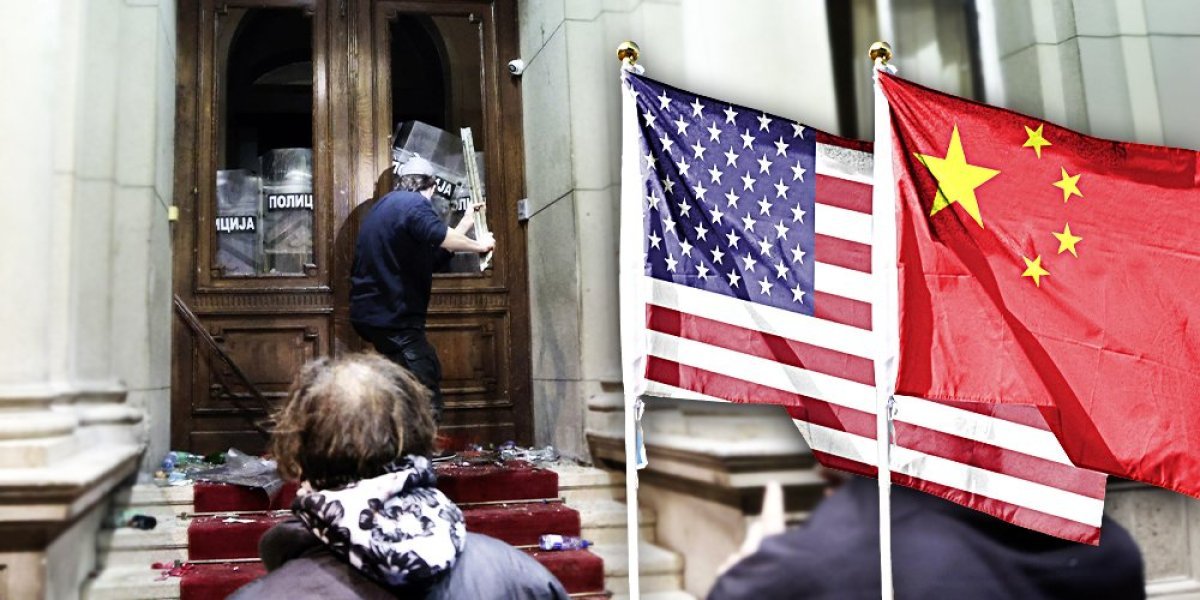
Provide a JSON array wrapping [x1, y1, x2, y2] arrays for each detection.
[[179, 461, 605, 599]]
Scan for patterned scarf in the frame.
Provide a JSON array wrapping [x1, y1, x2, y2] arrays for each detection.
[[293, 455, 467, 587]]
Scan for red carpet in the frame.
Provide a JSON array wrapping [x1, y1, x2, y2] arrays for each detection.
[[188, 514, 287, 560], [435, 460, 558, 503], [527, 549, 606, 593], [192, 481, 298, 513], [462, 502, 581, 546], [181, 462, 604, 599], [179, 563, 266, 600]]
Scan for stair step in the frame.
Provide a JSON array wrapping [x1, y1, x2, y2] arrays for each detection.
[[435, 461, 558, 504], [574, 499, 656, 544], [84, 565, 180, 600], [123, 484, 194, 509], [188, 514, 288, 561], [462, 501, 580, 546], [98, 519, 189, 567], [180, 563, 266, 600], [550, 464, 626, 503], [526, 549, 605, 595], [192, 482, 297, 514], [592, 542, 684, 595]]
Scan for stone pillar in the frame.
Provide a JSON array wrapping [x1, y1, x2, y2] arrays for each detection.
[[0, 0, 172, 596]]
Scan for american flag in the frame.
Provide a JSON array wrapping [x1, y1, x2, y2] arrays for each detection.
[[621, 73, 1108, 544]]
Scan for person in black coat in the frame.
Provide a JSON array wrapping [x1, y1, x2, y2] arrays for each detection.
[[708, 475, 1145, 600], [230, 354, 568, 600]]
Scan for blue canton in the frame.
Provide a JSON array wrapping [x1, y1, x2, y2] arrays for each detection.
[[627, 74, 816, 315]]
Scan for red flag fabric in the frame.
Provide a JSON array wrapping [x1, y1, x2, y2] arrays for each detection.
[[881, 73, 1200, 499]]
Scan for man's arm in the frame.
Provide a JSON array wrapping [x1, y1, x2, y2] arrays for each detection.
[[441, 228, 493, 253]]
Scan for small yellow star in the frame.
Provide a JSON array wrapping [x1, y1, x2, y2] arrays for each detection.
[[914, 125, 1001, 228], [1022, 255, 1049, 287], [1023, 124, 1052, 159], [1053, 223, 1082, 257], [1053, 167, 1083, 203]]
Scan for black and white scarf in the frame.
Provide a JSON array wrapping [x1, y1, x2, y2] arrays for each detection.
[[293, 455, 466, 587]]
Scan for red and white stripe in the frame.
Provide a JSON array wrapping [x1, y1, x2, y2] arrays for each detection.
[[640, 133, 1107, 544]]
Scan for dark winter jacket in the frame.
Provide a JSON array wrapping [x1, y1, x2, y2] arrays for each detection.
[[709, 476, 1145, 600], [229, 520, 570, 600]]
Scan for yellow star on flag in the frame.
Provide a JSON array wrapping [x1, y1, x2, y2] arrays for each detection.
[[1023, 124, 1052, 158], [1053, 167, 1083, 203], [1053, 223, 1082, 257], [1022, 255, 1049, 287], [914, 125, 1001, 228]]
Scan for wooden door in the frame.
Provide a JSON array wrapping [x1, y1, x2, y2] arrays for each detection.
[[172, 0, 531, 455]]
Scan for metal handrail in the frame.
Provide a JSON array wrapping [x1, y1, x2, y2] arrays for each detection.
[[173, 294, 271, 437]]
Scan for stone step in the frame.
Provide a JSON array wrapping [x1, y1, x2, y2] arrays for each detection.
[[97, 518, 189, 567], [575, 499, 656, 545], [83, 565, 180, 600], [592, 541, 684, 596], [550, 463, 626, 503], [122, 484, 194, 509]]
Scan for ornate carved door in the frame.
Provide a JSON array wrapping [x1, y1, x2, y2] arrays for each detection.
[[172, 0, 531, 454]]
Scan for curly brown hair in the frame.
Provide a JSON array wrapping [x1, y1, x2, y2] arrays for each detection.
[[270, 353, 437, 488]]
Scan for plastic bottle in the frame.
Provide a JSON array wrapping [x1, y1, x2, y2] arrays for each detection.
[[538, 534, 591, 551]]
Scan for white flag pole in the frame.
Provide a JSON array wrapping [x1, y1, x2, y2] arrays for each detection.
[[869, 41, 900, 600], [616, 40, 646, 600]]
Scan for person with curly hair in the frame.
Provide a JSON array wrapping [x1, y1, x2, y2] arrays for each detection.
[[230, 354, 568, 599]]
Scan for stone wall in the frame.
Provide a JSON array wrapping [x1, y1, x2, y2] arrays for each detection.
[[0, 0, 174, 597]]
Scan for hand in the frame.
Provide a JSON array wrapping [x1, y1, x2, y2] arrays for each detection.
[[718, 480, 786, 575], [477, 231, 495, 254]]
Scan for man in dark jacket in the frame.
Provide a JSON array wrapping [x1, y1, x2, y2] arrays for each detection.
[[708, 475, 1145, 599], [230, 354, 567, 600], [234, 520, 568, 599], [350, 157, 493, 422]]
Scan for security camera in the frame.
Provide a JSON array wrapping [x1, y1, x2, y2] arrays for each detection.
[[507, 59, 526, 76]]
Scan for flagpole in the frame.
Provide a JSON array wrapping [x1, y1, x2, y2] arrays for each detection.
[[616, 40, 645, 600], [869, 41, 899, 600]]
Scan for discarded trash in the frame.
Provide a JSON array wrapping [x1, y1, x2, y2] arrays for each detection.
[[500, 444, 560, 464], [538, 534, 591, 551], [192, 448, 284, 499], [154, 450, 221, 487], [110, 510, 157, 530], [153, 560, 196, 580]]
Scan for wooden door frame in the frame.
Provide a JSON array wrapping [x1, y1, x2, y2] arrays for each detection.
[[172, 0, 533, 449], [353, 0, 532, 445]]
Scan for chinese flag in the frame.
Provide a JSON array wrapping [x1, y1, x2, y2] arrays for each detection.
[[880, 73, 1200, 499]]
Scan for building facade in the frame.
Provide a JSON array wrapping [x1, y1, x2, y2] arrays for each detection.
[[1, 0, 1199, 597]]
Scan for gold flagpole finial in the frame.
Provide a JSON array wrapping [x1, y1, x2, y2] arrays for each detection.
[[869, 41, 893, 65], [617, 41, 641, 67]]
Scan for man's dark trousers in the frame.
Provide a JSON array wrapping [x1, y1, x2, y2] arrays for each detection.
[[355, 324, 443, 423]]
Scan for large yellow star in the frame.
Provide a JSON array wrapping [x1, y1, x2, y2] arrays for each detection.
[[1053, 167, 1083, 203], [1053, 223, 1082, 257], [1022, 255, 1049, 287], [1023, 124, 1052, 158], [915, 125, 1001, 228]]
